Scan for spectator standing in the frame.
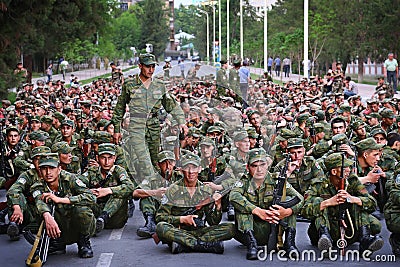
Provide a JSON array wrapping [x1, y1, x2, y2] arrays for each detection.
[[46, 63, 53, 82], [283, 57, 291, 77], [274, 56, 281, 77], [384, 53, 398, 93]]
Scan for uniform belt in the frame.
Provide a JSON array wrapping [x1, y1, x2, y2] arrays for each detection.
[[131, 113, 157, 119]]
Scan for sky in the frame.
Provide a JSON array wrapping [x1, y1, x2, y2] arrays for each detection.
[[174, 0, 202, 7]]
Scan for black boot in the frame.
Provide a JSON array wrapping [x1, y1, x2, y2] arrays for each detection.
[[7, 222, 20, 241], [170, 241, 191, 254], [317, 226, 332, 251], [359, 225, 384, 253], [77, 235, 93, 258], [192, 240, 224, 254], [96, 211, 109, 234], [227, 203, 235, 221], [245, 230, 258, 260], [137, 213, 156, 238], [0, 207, 8, 223], [48, 238, 66, 255], [128, 199, 135, 218], [389, 233, 400, 257], [284, 227, 299, 258]]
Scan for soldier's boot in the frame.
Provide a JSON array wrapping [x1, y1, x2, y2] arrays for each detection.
[[128, 199, 135, 218], [0, 207, 8, 223], [245, 230, 258, 260], [96, 211, 109, 234], [317, 226, 333, 251], [389, 233, 400, 257], [77, 235, 93, 258], [137, 213, 156, 238], [227, 203, 235, 221], [170, 242, 191, 254], [283, 227, 299, 258], [359, 225, 384, 253], [7, 222, 21, 241], [192, 240, 224, 254], [0, 222, 8, 234], [48, 238, 67, 255]]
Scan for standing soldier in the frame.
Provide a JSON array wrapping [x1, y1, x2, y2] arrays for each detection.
[[229, 59, 241, 100], [110, 62, 124, 85], [216, 58, 229, 97], [111, 53, 186, 181], [163, 58, 171, 80]]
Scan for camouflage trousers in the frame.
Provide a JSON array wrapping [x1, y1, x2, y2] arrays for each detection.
[[384, 210, 400, 234], [55, 205, 95, 245], [156, 222, 235, 248], [235, 213, 296, 246], [92, 197, 128, 229], [308, 205, 381, 246], [140, 197, 160, 215], [7, 195, 39, 231]]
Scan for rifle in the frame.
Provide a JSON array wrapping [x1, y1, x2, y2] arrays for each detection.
[[266, 119, 281, 154], [208, 138, 218, 181], [81, 127, 93, 173], [267, 153, 301, 252], [309, 117, 316, 145], [338, 153, 347, 256], [0, 119, 7, 179]]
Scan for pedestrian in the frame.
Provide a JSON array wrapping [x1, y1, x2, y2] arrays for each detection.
[[274, 56, 281, 77], [46, 63, 53, 82], [384, 53, 398, 93], [239, 60, 251, 109], [283, 56, 290, 77], [267, 56, 273, 75]]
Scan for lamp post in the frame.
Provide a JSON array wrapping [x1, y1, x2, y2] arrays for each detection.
[[218, 0, 221, 62], [304, 0, 309, 78], [197, 9, 210, 64], [227, 0, 229, 63], [240, 0, 243, 60], [264, 0, 268, 72]]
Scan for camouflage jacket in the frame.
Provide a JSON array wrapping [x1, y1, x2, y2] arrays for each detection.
[[138, 170, 183, 190], [7, 168, 41, 206]]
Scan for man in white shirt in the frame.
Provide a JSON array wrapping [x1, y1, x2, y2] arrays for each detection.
[[384, 53, 398, 93]]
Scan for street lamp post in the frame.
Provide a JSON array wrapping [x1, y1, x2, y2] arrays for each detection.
[[304, 0, 309, 78], [227, 0, 229, 63], [240, 0, 243, 60], [264, 0, 267, 72], [197, 9, 210, 64]]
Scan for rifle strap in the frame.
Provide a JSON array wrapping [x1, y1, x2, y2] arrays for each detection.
[[26, 221, 44, 267], [277, 178, 287, 249]]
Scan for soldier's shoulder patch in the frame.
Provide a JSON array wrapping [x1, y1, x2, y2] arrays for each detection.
[[119, 173, 127, 181], [75, 178, 86, 188], [82, 172, 89, 177], [17, 177, 26, 185], [32, 190, 41, 198], [161, 194, 168, 205], [141, 179, 149, 185], [395, 174, 400, 185], [234, 180, 243, 188]]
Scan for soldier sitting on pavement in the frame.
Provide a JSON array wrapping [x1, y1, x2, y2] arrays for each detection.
[[155, 152, 235, 254], [302, 152, 384, 254], [384, 170, 400, 257], [82, 143, 134, 235], [51, 141, 81, 174], [30, 153, 96, 258], [230, 148, 304, 260], [134, 151, 183, 238]]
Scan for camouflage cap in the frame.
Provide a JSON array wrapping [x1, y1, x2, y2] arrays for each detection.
[[96, 119, 109, 128], [92, 105, 103, 111], [31, 146, 51, 158], [40, 115, 53, 124], [29, 131, 49, 141], [207, 126, 222, 134], [332, 133, 348, 145], [39, 153, 60, 167], [370, 127, 387, 138], [199, 136, 215, 147], [92, 131, 113, 143], [61, 119, 75, 128], [287, 138, 304, 149], [51, 141, 74, 154], [53, 112, 66, 122], [233, 58, 242, 65], [139, 53, 157, 65], [379, 108, 395, 119], [351, 120, 365, 131], [246, 128, 259, 139], [233, 131, 248, 142], [314, 123, 325, 133], [339, 104, 352, 113], [356, 137, 385, 152], [365, 113, 381, 119], [98, 143, 116, 155], [213, 121, 227, 132], [324, 152, 354, 171], [206, 108, 222, 117], [181, 152, 201, 167], [158, 150, 176, 163], [276, 128, 297, 142], [297, 113, 310, 124], [187, 127, 201, 138], [246, 109, 260, 118], [248, 148, 268, 164], [30, 115, 41, 122]]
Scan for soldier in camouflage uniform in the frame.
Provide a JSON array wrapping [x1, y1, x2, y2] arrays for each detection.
[[5, 146, 50, 241], [270, 128, 297, 166], [225, 131, 251, 180], [198, 137, 226, 183], [54, 119, 82, 166], [51, 141, 81, 174], [155, 153, 235, 254], [229, 59, 241, 100], [349, 119, 368, 143], [40, 115, 58, 145], [216, 59, 229, 97], [376, 108, 397, 133], [302, 153, 384, 254], [31, 153, 96, 258], [82, 143, 134, 234], [384, 132, 400, 162], [384, 171, 400, 257], [134, 151, 183, 238], [230, 148, 304, 260], [111, 53, 186, 181]]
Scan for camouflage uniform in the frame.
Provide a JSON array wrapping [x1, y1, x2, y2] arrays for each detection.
[[14, 131, 49, 173], [216, 66, 229, 97], [384, 174, 400, 256]]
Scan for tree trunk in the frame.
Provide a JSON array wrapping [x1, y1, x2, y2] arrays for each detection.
[[358, 59, 364, 83]]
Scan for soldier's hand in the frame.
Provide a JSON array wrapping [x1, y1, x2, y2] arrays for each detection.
[[113, 132, 122, 144], [339, 144, 355, 157], [270, 205, 293, 220], [366, 169, 383, 184], [252, 207, 279, 224], [91, 188, 112, 198], [10, 205, 23, 224], [212, 192, 222, 210], [43, 212, 61, 239], [204, 182, 223, 191], [336, 190, 351, 204], [88, 159, 99, 167], [155, 187, 167, 197], [179, 124, 189, 136], [180, 215, 198, 227], [41, 192, 61, 204], [286, 161, 300, 175]]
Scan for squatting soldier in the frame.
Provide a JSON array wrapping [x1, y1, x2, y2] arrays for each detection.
[[229, 148, 304, 260], [302, 153, 384, 254], [6, 146, 50, 241], [134, 151, 183, 238], [384, 172, 400, 257], [155, 152, 235, 254], [51, 141, 81, 174], [30, 153, 96, 258], [82, 143, 134, 234], [111, 53, 186, 181]]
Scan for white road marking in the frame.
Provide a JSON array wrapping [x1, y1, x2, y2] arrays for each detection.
[[96, 253, 114, 267], [108, 225, 125, 240]]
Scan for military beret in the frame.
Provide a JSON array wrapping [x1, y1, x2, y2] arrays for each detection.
[[139, 53, 157, 65], [61, 119, 75, 128], [246, 128, 259, 139], [379, 108, 395, 119], [365, 113, 381, 119], [248, 148, 268, 164], [32, 146, 51, 158], [339, 104, 351, 113], [332, 133, 348, 145], [29, 131, 49, 141], [40, 115, 53, 124], [356, 137, 384, 152], [207, 126, 222, 134], [233, 131, 248, 142], [51, 141, 74, 154], [53, 112, 66, 122], [158, 150, 175, 163], [181, 152, 201, 167], [370, 128, 387, 138], [199, 136, 215, 147], [324, 152, 354, 171], [98, 143, 116, 155], [297, 113, 310, 124], [39, 153, 60, 167], [92, 131, 112, 143], [287, 138, 304, 149]]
